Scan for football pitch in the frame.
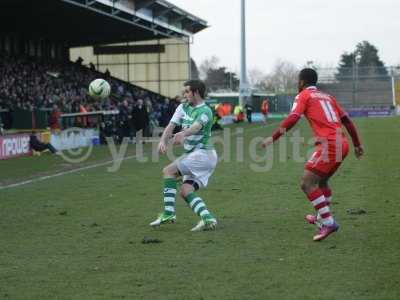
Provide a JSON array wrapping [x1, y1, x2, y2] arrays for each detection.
[[1, 117, 399, 299]]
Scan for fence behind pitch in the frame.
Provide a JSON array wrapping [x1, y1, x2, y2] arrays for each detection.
[[317, 66, 400, 108]]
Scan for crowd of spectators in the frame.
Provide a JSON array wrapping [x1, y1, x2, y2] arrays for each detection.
[[0, 53, 181, 135], [105, 96, 180, 143]]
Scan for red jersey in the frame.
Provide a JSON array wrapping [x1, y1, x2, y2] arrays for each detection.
[[261, 100, 269, 114], [291, 86, 347, 141]]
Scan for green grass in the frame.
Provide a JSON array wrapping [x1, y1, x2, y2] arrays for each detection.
[[1, 118, 400, 299]]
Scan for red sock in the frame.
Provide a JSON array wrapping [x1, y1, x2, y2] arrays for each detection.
[[307, 189, 334, 226]]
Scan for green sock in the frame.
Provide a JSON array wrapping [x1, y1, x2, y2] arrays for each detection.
[[163, 178, 177, 215], [184, 192, 212, 219]]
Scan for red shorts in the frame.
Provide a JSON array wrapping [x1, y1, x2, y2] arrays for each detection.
[[305, 140, 349, 178]]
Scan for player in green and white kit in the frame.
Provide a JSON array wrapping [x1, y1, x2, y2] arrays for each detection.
[[150, 80, 218, 231]]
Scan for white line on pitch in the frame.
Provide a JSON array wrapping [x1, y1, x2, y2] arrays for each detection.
[[0, 155, 137, 190]]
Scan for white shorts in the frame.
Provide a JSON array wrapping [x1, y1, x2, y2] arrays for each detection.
[[176, 149, 218, 188]]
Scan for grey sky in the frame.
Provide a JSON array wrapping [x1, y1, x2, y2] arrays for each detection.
[[172, 0, 400, 73]]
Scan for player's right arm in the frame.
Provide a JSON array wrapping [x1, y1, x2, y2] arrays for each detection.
[[158, 104, 184, 154], [158, 122, 176, 154], [261, 93, 307, 148]]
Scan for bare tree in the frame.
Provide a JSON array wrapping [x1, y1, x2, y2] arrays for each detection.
[[248, 68, 267, 89], [190, 58, 200, 80], [199, 56, 220, 80], [262, 60, 298, 93]]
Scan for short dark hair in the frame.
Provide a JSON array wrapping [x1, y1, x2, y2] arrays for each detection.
[[299, 68, 318, 86], [184, 80, 206, 98]]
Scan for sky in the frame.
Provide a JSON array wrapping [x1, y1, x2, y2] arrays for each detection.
[[171, 0, 400, 74]]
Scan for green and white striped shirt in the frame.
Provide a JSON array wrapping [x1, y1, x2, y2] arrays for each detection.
[[170, 102, 214, 153]]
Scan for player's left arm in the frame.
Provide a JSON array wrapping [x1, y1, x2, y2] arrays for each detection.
[[172, 121, 202, 145], [183, 121, 203, 137], [334, 98, 364, 159], [173, 112, 209, 145], [340, 115, 364, 159]]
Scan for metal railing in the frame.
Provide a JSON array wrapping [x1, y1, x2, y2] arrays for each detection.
[[317, 66, 399, 108]]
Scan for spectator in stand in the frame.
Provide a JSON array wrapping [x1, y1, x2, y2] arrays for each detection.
[[75, 56, 84, 66], [172, 96, 180, 110], [132, 99, 149, 139], [145, 99, 156, 136], [159, 98, 170, 127], [160, 97, 179, 127], [49, 104, 61, 130], [0, 113, 3, 135], [79, 101, 88, 127], [104, 68, 111, 78], [89, 62, 96, 71], [152, 101, 162, 125], [244, 102, 253, 123], [118, 99, 132, 142], [117, 84, 125, 97]]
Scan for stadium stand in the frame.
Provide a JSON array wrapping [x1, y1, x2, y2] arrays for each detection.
[[0, 50, 180, 131], [0, 52, 166, 111], [0, 0, 206, 132]]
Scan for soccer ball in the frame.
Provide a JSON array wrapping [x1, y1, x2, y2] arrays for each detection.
[[88, 79, 111, 99]]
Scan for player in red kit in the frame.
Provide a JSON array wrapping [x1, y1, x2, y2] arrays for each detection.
[[261, 68, 364, 241]]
